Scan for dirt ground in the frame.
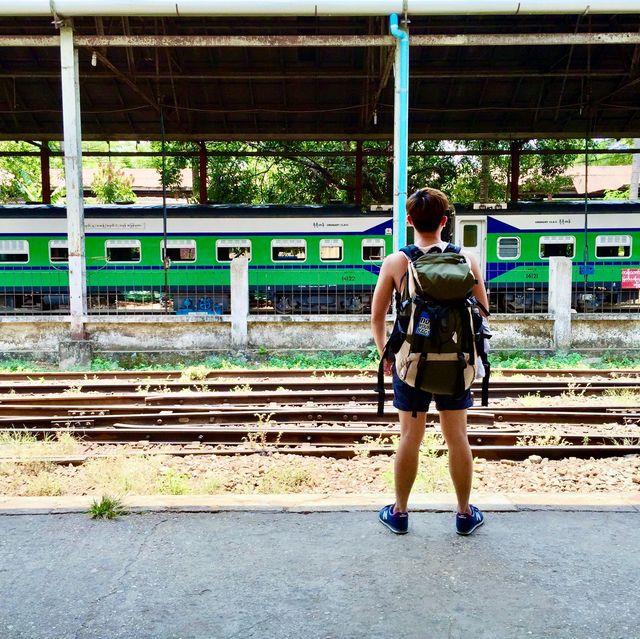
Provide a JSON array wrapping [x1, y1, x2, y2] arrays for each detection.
[[1, 447, 638, 497]]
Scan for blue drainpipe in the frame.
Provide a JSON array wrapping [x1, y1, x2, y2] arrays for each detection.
[[390, 13, 409, 252]]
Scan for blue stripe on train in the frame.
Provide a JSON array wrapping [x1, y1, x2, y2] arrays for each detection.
[[0, 264, 383, 272]]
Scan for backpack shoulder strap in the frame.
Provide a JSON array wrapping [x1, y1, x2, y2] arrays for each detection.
[[399, 244, 424, 263], [444, 242, 462, 254]]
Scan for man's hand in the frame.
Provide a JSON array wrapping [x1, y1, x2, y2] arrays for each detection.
[[383, 355, 394, 376]]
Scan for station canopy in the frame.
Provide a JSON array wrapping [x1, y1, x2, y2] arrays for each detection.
[[1, 12, 639, 141]]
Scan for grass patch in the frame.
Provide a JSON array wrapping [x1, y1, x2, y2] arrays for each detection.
[[194, 473, 224, 494], [88, 495, 127, 520], [157, 468, 190, 495], [602, 388, 640, 405], [24, 465, 64, 496], [489, 351, 640, 370], [516, 433, 568, 447], [0, 431, 83, 458], [489, 351, 588, 370], [80, 454, 166, 495], [256, 466, 316, 493], [517, 392, 543, 407]]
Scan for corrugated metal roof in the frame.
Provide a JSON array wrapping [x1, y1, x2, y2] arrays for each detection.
[[0, 14, 639, 141]]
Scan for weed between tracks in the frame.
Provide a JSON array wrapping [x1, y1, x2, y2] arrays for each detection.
[[382, 433, 450, 493], [89, 495, 127, 520]]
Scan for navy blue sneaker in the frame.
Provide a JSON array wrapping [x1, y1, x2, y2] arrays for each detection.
[[378, 504, 409, 535], [456, 505, 485, 535]]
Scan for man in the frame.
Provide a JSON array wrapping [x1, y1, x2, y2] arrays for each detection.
[[371, 187, 490, 536]]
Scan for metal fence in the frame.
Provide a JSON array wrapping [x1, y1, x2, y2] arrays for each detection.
[[0, 261, 638, 317], [249, 264, 375, 315], [85, 264, 230, 316], [0, 264, 70, 316]]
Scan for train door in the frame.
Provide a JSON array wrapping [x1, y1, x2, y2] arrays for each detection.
[[454, 216, 487, 275]]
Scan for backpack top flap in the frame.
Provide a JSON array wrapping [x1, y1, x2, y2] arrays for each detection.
[[408, 252, 476, 301]]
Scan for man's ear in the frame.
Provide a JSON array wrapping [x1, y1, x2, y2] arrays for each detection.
[[407, 215, 414, 227], [441, 215, 448, 228]]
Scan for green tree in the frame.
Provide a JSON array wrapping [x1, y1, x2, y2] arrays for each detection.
[[91, 163, 137, 203], [153, 139, 457, 205], [449, 139, 580, 204], [0, 141, 41, 203]]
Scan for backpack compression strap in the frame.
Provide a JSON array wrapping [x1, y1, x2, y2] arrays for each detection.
[[376, 353, 387, 416]]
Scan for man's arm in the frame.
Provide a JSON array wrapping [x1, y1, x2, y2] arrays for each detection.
[[370, 256, 398, 357], [464, 252, 490, 316]]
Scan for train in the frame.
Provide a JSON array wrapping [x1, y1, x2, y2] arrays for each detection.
[[450, 201, 640, 312], [0, 200, 638, 314]]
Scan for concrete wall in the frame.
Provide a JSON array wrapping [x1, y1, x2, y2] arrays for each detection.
[[0, 314, 638, 362], [569, 314, 640, 351]]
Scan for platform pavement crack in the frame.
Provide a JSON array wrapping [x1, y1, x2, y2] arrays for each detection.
[[225, 613, 278, 639], [73, 517, 168, 639]]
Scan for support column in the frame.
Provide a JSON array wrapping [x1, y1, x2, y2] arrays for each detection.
[[40, 142, 51, 204], [355, 140, 363, 207], [199, 141, 208, 204], [548, 256, 572, 353], [390, 14, 409, 252], [230, 257, 249, 350], [509, 141, 521, 205], [630, 140, 640, 200], [60, 23, 87, 340]]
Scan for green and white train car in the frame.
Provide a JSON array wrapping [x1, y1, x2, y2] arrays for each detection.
[[1, 200, 638, 314], [452, 201, 640, 311], [0, 204, 393, 313]]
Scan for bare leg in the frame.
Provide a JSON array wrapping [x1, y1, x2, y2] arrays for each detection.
[[439, 409, 473, 514], [394, 410, 427, 512]]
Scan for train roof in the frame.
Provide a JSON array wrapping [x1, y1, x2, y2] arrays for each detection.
[[0, 203, 386, 219], [453, 200, 640, 215]]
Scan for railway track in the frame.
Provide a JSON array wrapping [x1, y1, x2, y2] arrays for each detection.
[[0, 367, 637, 383], [0, 369, 637, 462], [0, 378, 636, 399]]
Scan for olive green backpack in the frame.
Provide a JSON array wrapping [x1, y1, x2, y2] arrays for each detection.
[[376, 243, 489, 416]]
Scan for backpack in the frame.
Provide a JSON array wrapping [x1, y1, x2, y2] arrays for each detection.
[[376, 243, 491, 417]]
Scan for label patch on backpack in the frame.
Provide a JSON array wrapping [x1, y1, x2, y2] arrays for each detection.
[[415, 311, 431, 337]]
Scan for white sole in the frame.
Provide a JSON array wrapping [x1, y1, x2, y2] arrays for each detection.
[[456, 517, 485, 536], [378, 515, 409, 535]]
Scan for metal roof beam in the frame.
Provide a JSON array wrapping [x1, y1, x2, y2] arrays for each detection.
[[4, 32, 640, 47]]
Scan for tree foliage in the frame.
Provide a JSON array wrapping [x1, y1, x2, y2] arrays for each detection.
[[152, 138, 581, 206], [152, 140, 459, 205], [91, 163, 137, 203], [450, 139, 581, 203], [0, 141, 42, 203]]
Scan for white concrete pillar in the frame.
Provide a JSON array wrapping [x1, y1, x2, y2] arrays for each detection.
[[548, 256, 572, 352], [60, 23, 88, 340], [230, 257, 249, 349], [630, 140, 640, 200]]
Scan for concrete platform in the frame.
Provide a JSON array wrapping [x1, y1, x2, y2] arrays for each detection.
[[1, 501, 638, 638]]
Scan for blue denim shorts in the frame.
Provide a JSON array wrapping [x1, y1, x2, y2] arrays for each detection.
[[392, 367, 474, 413]]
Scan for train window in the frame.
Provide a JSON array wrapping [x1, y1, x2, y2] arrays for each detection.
[[271, 239, 306, 262], [462, 225, 478, 248], [105, 240, 141, 263], [161, 239, 197, 263], [362, 239, 385, 262], [49, 240, 68, 263], [497, 237, 520, 260], [216, 239, 252, 262], [319, 239, 343, 262], [539, 236, 575, 259], [0, 240, 29, 263], [595, 235, 632, 259]]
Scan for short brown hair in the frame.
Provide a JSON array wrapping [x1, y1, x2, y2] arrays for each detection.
[[406, 187, 450, 233]]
